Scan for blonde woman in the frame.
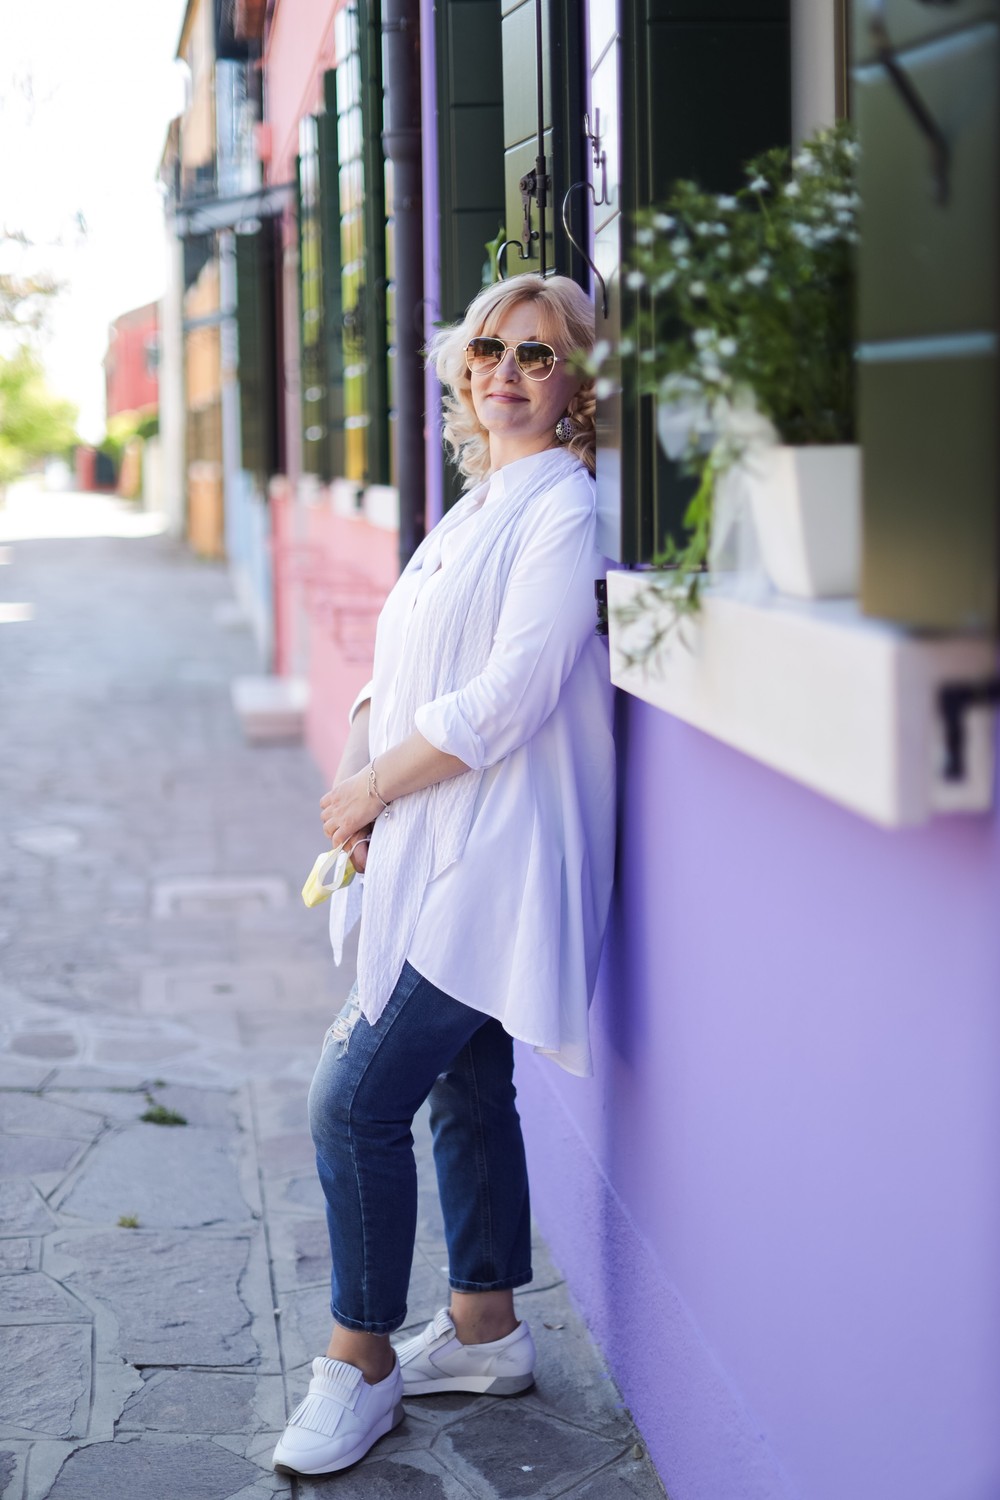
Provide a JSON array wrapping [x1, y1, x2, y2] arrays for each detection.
[[273, 274, 615, 1477]]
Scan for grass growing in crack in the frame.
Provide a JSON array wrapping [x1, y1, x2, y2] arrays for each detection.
[[140, 1081, 187, 1126], [141, 1101, 188, 1126], [117, 1214, 141, 1229]]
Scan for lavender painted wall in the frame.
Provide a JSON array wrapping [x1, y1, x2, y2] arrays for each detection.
[[517, 695, 1000, 1500], [415, 5, 999, 1492]]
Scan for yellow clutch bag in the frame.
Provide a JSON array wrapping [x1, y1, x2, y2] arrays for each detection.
[[301, 848, 357, 908]]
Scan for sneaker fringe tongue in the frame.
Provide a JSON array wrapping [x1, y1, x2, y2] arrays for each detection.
[[310, 1358, 364, 1403], [431, 1307, 455, 1341]]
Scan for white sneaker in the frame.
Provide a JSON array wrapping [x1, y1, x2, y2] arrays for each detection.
[[395, 1307, 536, 1396], [272, 1356, 404, 1475]]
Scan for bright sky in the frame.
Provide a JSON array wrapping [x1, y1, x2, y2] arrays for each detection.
[[0, 0, 190, 440]]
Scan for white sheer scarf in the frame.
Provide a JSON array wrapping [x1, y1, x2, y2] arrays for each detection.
[[355, 446, 583, 1026]]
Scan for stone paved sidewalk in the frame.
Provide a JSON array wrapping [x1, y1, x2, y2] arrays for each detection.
[[0, 490, 665, 1500]]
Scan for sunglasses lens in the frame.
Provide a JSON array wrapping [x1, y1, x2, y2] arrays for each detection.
[[515, 342, 556, 378], [466, 337, 505, 372]]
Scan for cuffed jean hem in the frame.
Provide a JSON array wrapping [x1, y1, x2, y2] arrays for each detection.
[[331, 1305, 409, 1336], [448, 1269, 533, 1293]]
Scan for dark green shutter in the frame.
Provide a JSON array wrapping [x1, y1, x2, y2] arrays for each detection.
[[235, 223, 278, 481], [319, 69, 347, 480], [498, 0, 585, 282], [297, 116, 330, 478], [335, 1, 391, 488], [435, 0, 506, 321], [434, 0, 505, 512], [854, 2, 999, 630]]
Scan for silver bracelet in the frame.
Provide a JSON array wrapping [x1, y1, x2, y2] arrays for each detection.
[[368, 759, 391, 818]]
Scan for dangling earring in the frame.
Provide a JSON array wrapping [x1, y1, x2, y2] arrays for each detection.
[[554, 415, 577, 443]]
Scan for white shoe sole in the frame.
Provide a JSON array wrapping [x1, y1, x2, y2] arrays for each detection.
[[402, 1372, 534, 1396], [272, 1399, 404, 1475]]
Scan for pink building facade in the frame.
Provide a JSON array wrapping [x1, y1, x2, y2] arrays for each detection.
[[103, 300, 159, 419]]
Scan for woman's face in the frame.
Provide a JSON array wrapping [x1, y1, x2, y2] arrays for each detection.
[[469, 299, 583, 470]]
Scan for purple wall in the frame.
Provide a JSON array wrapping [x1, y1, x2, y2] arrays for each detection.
[[415, 5, 1000, 1491], [517, 696, 1000, 1500]]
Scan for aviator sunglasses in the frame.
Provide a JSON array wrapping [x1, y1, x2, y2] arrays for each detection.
[[465, 336, 564, 382]]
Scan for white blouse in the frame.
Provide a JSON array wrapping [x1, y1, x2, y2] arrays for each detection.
[[335, 448, 615, 1076]]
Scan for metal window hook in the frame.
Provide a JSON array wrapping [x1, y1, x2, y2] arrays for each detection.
[[583, 110, 609, 209], [561, 182, 608, 317], [496, 235, 535, 280]]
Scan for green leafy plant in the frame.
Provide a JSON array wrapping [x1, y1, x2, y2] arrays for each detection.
[[141, 1098, 188, 1127], [117, 1214, 141, 1229], [0, 346, 79, 489], [595, 122, 858, 649]]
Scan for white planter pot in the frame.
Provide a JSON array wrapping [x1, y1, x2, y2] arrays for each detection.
[[742, 444, 861, 599]]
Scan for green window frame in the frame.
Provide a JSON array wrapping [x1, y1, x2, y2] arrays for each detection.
[[235, 221, 280, 483], [613, 0, 792, 564], [335, 0, 391, 489], [296, 112, 331, 479], [498, 0, 586, 284]]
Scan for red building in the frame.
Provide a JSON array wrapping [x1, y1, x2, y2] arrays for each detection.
[[103, 300, 159, 419]]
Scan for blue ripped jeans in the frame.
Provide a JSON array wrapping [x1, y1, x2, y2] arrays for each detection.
[[307, 962, 533, 1335]]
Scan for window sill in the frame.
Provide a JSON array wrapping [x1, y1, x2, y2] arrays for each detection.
[[606, 570, 996, 828]]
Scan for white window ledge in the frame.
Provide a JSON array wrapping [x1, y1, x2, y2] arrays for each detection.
[[607, 569, 996, 828]]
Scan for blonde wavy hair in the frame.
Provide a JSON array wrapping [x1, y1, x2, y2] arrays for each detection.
[[426, 274, 596, 485]]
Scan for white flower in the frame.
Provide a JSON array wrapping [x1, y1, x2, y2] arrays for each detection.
[[835, 209, 854, 225], [653, 271, 676, 293], [659, 373, 702, 402], [791, 223, 816, 246], [793, 151, 820, 175], [699, 361, 723, 383], [728, 276, 745, 293], [716, 243, 731, 259], [672, 235, 691, 255], [716, 195, 738, 211], [595, 377, 615, 401], [718, 337, 737, 358], [624, 269, 646, 290], [694, 222, 713, 236], [689, 280, 707, 298], [748, 175, 769, 193], [814, 225, 840, 242], [711, 223, 728, 237], [639, 348, 657, 363], [784, 181, 801, 198], [617, 338, 635, 357], [653, 213, 675, 231], [745, 266, 768, 286], [692, 327, 714, 348], [591, 338, 611, 366], [635, 227, 655, 247], [710, 386, 777, 450], [656, 381, 714, 459]]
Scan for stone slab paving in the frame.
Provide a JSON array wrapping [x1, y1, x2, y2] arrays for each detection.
[[0, 494, 665, 1500]]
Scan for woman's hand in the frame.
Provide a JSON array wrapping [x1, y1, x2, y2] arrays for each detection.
[[346, 822, 374, 873], [320, 768, 380, 861]]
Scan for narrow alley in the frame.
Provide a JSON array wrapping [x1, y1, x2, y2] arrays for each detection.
[[0, 490, 663, 1500]]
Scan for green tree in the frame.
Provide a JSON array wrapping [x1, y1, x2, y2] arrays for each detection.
[[1, 228, 63, 340], [0, 345, 79, 488]]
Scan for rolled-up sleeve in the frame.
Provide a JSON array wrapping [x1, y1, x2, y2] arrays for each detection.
[[414, 486, 600, 769], [349, 681, 373, 726]]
